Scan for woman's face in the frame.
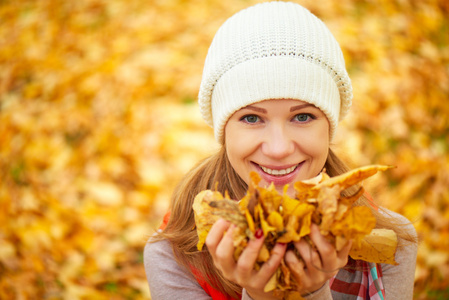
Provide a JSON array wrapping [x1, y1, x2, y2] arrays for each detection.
[[225, 99, 329, 197]]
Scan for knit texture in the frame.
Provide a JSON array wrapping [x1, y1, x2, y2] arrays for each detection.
[[198, 1, 353, 143]]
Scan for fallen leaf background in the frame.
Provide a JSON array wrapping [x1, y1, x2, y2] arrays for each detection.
[[0, 0, 447, 299]]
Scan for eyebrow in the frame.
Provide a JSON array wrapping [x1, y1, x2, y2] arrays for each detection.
[[290, 103, 316, 112]]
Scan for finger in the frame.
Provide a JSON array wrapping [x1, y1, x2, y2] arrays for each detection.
[[308, 224, 335, 267], [214, 223, 237, 261], [295, 238, 322, 272], [285, 249, 307, 284], [257, 243, 287, 281], [310, 224, 352, 270], [337, 239, 353, 261], [205, 219, 231, 254], [236, 229, 265, 273], [212, 223, 239, 277]]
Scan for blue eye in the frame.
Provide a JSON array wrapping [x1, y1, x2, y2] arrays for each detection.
[[241, 115, 260, 123], [294, 113, 313, 122]]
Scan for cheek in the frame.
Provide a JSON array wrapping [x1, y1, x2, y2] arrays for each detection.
[[225, 142, 250, 185], [225, 128, 259, 186], [314, 122, 330, 158], [225, 142, 239, 166], [225, 127, 244, 172], [226, 135, 251, 166], [311, 138, 329, 163], [300, 125, 329, 166], [225, 122, 257, 162]]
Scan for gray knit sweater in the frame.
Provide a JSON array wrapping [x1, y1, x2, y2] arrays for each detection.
[[144, 211, 417, 299]]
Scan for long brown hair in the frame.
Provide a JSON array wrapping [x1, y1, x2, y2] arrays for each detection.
[[151, 146, 417, 297]]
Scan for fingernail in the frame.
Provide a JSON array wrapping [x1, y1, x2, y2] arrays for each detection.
[[255, 228, 264, 239]]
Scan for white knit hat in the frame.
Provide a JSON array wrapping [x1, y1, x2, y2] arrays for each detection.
[[198, 1, 353, 144]]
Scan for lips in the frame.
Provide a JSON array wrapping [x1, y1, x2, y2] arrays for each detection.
[[255, 162, 303, 186]]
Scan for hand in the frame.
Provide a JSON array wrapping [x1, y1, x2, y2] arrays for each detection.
[[285, 224, 353, 296], [206, 219, 287, 300]]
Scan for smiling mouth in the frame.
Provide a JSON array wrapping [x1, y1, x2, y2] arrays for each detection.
[[259, 164, 298, 176]]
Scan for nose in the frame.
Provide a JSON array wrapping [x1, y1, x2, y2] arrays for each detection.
[[261, 123, 295, 159]]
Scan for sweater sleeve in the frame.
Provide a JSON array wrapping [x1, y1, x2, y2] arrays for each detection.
[[144, 238, 212, 300], [380, 211, 418, 300], [241, 282, 333, 300]]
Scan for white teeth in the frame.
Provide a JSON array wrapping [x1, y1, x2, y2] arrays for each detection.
[[260, 165, 297, 176]]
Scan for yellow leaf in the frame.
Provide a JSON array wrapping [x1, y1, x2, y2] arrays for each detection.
[[267, 211, 284, 231], [192, 190, 223, 251], [331, 206, 376, 247], [260, 207, 276, 237], [314, 165, 394, 192], [334, 187, 365, 221], [317, 185, 340, 235], [282, 196, 314, 218], [349, 229, 399, 265], [298, 212, 313, 238], [277, 215, 301, 243], [245, 209, 255, 234], [193, 190, 248, 252], [259, 184, 283, 214]]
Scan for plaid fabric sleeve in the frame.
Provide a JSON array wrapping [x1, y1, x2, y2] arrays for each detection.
[[329, 258, 385, 300]]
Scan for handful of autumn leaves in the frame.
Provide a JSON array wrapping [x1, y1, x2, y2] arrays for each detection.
[[193, 165, 398, 296]]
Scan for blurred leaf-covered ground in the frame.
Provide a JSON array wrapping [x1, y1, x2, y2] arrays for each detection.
[[0, 0, 448, 299]]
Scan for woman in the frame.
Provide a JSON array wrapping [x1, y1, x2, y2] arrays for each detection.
[[144, 2, 418, 299]]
